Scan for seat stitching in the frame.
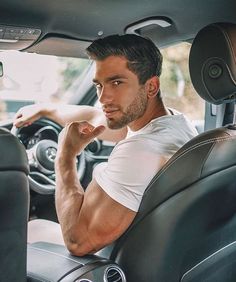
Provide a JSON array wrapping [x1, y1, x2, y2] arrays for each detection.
[[147, 135, 236, 188], [199, 142, 215, 176]]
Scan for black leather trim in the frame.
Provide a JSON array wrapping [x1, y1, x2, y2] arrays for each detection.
[[189, 23, 236, 104], [0, 128, 29, 174]]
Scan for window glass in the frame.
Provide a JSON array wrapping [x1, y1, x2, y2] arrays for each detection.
[[161, 43, 205, 121], [0, 51, 90, 119]]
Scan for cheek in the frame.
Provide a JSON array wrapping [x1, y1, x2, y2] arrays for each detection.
[[118, 94, 134, 111], [118, 85, 139, 104]]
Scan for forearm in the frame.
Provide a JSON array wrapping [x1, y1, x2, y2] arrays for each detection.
[[55, 156, 90, 254], [41, 103, 127, 142], [55, 156, 83, 231], [40, 103, 100, 126], [15, 102, 127, 142]]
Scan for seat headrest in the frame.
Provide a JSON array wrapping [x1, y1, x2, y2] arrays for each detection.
[[189, 23, 236, 104]]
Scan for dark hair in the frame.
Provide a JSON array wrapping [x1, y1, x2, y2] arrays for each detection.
[[86, 34, 163, 85]]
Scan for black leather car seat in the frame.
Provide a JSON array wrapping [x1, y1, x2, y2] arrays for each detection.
[[0, 128, 29, 282], [104, 23, 236, 282]]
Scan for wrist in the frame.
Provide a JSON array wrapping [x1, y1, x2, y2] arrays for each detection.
[[41, 103, 56, 119], [55, 155, 81, 190], [55, 154, 77, 169]]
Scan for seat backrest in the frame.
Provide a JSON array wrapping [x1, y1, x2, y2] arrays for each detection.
[[108, 23, 236, 282], [0, 128, 29, 282]]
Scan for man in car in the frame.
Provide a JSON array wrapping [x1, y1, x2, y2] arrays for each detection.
[[14, 34, 198, 256]]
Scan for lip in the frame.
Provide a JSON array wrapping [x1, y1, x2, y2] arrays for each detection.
[[103, 109, 119, 118]]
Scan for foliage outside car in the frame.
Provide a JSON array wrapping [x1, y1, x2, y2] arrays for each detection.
[[161, 43, 204, 120]]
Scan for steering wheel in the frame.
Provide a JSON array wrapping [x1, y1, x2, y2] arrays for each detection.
[[11, 118, 86, 195]]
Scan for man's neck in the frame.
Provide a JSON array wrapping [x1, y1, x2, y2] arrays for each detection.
[[128, 102, 170, 132]]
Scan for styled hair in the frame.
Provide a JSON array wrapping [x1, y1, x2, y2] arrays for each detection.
[[86, 34, 163, 85]]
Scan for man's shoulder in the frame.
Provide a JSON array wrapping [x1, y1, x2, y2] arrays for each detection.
[[113, 136, 149, 155], [150, 110, 198, 138]]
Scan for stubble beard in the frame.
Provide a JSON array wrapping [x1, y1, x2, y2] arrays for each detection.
[[106, 89, 148, 129]]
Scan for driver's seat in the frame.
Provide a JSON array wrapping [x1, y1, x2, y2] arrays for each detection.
[[103, 23, 236, 281], [0, 128, 29, 282]]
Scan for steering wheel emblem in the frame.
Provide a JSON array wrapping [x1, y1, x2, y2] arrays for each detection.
[[46, 147, 57, 162]]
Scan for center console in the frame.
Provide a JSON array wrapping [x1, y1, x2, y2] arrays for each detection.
[[27, 242, 126, 282]]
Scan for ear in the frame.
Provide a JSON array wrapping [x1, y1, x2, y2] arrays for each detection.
[[145, 76, 160, 98]]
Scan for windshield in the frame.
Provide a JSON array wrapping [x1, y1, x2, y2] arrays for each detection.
[[0, 51, 90, 119]]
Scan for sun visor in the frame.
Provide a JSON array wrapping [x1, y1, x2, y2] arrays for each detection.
[[26, 36, 91, 58]]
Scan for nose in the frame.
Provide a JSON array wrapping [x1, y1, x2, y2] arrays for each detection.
[[98, 86, 113, 105]]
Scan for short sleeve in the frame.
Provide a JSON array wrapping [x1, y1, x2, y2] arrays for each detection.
[[93, 138, 166, 212]]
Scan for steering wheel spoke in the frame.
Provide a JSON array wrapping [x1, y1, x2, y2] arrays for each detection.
[[29, 171, 56, 194]]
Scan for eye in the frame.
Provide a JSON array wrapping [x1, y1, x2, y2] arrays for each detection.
[[112, 80, 122, 86], [94, 83, 102, 90]]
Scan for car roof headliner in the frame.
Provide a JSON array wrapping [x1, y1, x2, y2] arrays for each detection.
[[0, 0, 235, 57]]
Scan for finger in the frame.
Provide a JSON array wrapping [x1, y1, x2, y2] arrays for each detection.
[[78, 121, 95, 133], [13, 118, 28, 128], [23, 122, 32, 127], [66, 122, 104, 140], [89, 125, 105, 139], [14, 112, 23, 119], [66, 121, 93, 132], [13, 119, 24, 128]]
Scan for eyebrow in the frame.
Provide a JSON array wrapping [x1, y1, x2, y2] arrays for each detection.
[[92, 75, 127, 84]]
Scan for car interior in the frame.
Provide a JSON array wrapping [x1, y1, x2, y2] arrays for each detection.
[[0, 0, 235, 282]]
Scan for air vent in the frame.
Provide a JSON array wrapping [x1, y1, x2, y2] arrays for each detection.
[[104, 266, 126, 282]]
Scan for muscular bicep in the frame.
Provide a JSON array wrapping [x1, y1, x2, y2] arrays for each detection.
[[78, 179, 136, 253]]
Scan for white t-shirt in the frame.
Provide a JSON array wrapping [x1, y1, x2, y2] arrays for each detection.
[[93, 110, 198, 212]]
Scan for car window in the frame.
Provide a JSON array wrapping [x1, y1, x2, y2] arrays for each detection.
[[0, 51, 90, 119], [161, 42, 205, 122]]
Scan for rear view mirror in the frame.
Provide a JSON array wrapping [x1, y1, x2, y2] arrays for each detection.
[[0, 62, 3, 77]]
